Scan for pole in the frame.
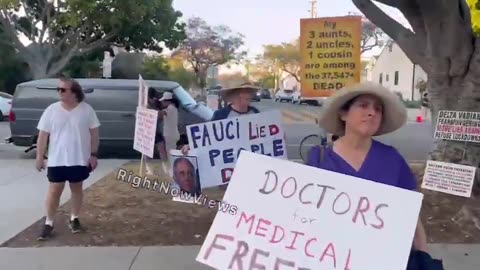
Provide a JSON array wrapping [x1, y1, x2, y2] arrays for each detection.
[[139, 154, 144, 176], [411, 64, 416, 101], [309, 1, 317, 18]]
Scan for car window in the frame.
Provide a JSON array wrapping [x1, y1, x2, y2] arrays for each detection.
[[172, 85, 197, 107], [0, 92, 13, 99]]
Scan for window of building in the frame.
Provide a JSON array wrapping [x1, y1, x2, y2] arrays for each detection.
[[386, 74, 389, 82], [394, 71, 399, 85], [379, 73, 383, 84]]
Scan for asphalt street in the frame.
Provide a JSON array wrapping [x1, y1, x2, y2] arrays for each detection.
[[0, 99, 433, 161]]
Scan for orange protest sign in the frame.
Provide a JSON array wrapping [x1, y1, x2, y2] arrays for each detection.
[[300, 16, 362, 97]]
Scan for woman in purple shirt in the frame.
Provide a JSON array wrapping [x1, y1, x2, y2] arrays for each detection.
[[307, 82, 428, 252]]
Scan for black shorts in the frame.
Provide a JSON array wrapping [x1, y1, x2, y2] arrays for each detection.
[[47, 166, 91, 183], [155, 133, 165, 144]]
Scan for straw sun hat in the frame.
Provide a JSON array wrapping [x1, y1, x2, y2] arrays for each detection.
[[219, 82, 260, 100], [318, 82, 407, 136]]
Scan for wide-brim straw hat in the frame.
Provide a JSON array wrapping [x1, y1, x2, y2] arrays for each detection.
[[318, 82, 407, 136], [219, 83, 259, 99]]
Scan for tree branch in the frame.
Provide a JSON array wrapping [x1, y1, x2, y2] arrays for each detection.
[[47, 44, 79, 77], [77, 31, 118, 55], [416, 0, 474, 79], [352, 0, 428, 71], [0, 10, 30, 57]]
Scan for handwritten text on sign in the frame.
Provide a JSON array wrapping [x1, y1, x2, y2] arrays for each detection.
[[422, 160, 476, 198], [434, 110, 480, 143], [186, 110, 287, 188], [133, 106, 158, 158], [196, 152, 423, 270], [300, 16, 361, 98]]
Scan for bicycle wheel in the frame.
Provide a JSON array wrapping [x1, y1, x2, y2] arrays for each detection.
[[299, 134, 321, 164]]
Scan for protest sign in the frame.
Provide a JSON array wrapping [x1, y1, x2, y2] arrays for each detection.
[[197, 151, 424, 270], [422, 160, 476, 198], [133, 106, 158, 158], [434, 110, 480, 143], [138, 75, 149, 108], [186, 110, 287, 188], [300, 16, 361, 98]]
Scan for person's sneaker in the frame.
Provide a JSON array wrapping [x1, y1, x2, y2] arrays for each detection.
[[37, 224, 54, 241], [68, 218, 82, 234]]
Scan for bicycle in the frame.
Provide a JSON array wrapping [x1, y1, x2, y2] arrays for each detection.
[[298, 133, 325, 164], [298, 131, 339, 164], [298, 118, 325, 164]]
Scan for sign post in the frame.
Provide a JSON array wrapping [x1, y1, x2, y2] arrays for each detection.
[[300, 16, 362, 98], [134, 75, 158, 176]]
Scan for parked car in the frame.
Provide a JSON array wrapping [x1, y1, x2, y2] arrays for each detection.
[[275, 89, 295, 102], [260, 88, 272, 99], [292, 92, 323, 106], [0, 92, 12, 121], [251, 89, 261, 102], [8, 78, 214, 151]]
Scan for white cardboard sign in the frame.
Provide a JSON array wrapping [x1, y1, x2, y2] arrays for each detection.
[[196, 151, 424, 270], [133, 106, 158, 158], [186, 110, 287, 188], [434, 110, 480, 143], [421, 160, 476, 198]]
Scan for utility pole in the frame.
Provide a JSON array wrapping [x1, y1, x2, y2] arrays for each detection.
[[308, 0, 317, 18]]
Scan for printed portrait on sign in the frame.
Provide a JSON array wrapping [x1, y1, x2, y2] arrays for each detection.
[[170, 150, 201, 196]]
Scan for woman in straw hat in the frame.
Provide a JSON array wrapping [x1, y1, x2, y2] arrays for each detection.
[[180, 82, 260, 155], [306, 82, 428, 253]]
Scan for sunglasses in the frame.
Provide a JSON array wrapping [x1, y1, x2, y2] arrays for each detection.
[[57, 87, 67, 93]]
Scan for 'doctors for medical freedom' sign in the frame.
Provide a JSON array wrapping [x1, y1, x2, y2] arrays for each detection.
[[186, 110, 287, 188], [197, 152, 424, 270]]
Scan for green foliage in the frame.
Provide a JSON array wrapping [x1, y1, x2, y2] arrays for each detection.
[[257, 74, 276, 89], [141, 55, 195, 88], [263, 40, 301, 82], [173, 17, 246, 89], [467, 0, 480, 36], [168, 67, 195, 89], [0, 24, 30, 94], [0, 0, 186, 78], [141, 56, 169, 80]]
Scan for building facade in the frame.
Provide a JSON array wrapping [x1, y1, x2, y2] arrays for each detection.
[[370, 40, 427, 101]]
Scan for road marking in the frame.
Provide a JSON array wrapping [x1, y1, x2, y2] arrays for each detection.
[[296, 110, 318, 123], [281, 110, 305, 124], [281, 109, 320, 124]]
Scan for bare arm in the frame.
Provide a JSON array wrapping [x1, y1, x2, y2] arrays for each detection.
[[158, 110, 167, 119], [36, 131, 49, 160], [90, 127, 100, 154], [413, 220, 428, 252]]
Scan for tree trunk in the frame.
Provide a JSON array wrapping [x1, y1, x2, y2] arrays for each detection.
[[352, 0, 480, 238], [29, 61, 49, 79]]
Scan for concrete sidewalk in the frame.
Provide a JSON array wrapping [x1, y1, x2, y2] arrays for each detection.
[[0, 244, 478, 270], [0, 159, 128, 244]]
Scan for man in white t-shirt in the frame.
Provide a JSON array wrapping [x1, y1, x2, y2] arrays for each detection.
[[35, 77, 100, 241]]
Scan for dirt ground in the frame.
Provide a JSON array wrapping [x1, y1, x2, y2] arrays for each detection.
[[1, 163, 479, 247]]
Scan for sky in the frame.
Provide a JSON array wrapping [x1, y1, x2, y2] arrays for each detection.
[[171, 0, 410, 59]]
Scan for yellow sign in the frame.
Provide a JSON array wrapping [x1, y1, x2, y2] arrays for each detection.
[[300, 16, 362, 97]]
